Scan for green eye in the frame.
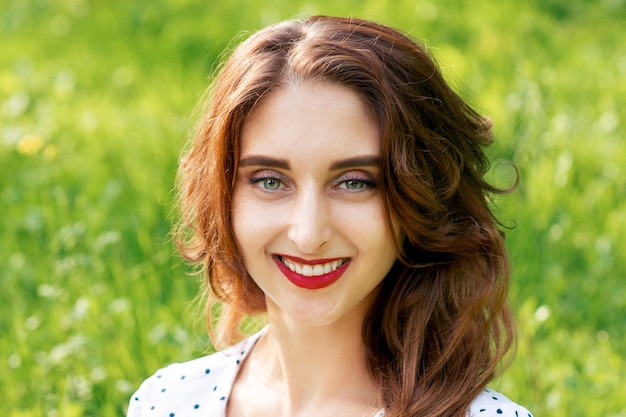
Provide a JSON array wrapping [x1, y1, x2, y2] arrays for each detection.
[[248, 172, 286, 191], [339, 177, 376, 191], [345, 180, 365, 190], [261, 178, 282, 190]]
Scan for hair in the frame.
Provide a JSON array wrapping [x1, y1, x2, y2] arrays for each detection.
[[176, 15, 515, 417]]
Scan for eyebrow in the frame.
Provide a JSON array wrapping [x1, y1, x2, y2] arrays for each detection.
[[237, 156, 290, 169], [238, 155, 380, 171], [329, 156, 380, 170]]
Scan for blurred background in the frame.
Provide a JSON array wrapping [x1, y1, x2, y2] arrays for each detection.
[[1, 0, 624, 416]]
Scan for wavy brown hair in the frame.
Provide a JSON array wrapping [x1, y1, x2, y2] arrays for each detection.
[[176, 15, 515, 417]]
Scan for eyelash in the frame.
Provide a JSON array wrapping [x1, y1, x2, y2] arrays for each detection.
[[248, 174, 287, 191], [337, 175, 377, 190]]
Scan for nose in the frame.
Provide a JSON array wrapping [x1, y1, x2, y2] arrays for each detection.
[[287, 186, 332, 254]]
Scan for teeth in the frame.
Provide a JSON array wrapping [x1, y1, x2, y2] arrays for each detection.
[[303, 265, 313, 276], [281, 257, 345, 277]]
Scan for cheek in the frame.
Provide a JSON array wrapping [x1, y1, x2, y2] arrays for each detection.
[[231, 191, 255, 254], [231, 194, 283, 254], [334, 200, 390, 238]]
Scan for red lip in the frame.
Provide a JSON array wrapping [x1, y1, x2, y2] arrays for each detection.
[[273, 256, 350, 290], [279, 254, 345, 265]]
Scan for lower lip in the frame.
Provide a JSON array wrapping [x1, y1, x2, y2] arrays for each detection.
[[274, 257, 350, 290]]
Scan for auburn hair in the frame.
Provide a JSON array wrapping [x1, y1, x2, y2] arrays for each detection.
[[176, 15, 515, 417]]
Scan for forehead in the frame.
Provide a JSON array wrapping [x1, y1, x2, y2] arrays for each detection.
[[239, 81, 381, 159]]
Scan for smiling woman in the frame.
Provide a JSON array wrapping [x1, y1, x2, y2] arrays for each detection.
[[127, 15, 532, 417], [231, 81, 397, 329]]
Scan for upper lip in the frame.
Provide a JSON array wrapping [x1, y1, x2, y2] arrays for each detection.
[[276, 254, 348, 265]]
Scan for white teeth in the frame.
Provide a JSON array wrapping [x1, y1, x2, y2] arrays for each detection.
[[281, 257, 345, 277]]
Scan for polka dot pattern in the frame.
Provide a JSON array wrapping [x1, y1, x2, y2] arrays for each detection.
[[126, 329, 532, 417], [469, 388, 534, 417], [126, 329, 261, 417]]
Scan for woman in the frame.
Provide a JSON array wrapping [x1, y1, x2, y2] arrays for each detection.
[[128, 16, 532, 417]]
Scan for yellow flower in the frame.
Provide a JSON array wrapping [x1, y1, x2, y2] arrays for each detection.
[[44, 144, 58, 160], [16, 134, 44, 155]]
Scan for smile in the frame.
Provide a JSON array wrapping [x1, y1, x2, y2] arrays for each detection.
[[274, 255, 350, 290], [279, 256, 348, 277]]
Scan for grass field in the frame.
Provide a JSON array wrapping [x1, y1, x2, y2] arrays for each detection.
[[1, 0, 625, 416]]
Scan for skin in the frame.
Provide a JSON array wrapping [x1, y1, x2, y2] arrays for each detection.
[[228, 81, 398, 417]]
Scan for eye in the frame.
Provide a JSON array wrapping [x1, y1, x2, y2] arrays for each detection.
[[337, 176, 377, 191], [249, 173, 286, 191], [259, 178, 282, 190], [343, 179, 365, 190]]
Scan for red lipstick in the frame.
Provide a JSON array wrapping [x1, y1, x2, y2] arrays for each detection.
[[273, 256, 349, 290]]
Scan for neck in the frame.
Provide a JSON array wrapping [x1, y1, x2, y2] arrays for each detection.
[[249, 300, 380, 411]]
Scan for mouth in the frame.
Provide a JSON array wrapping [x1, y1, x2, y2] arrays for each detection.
[[273, 255, 350, 289], [278, 256, 348, 277]]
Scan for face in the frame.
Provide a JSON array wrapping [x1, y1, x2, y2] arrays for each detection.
[[231, 81, 398, 329]]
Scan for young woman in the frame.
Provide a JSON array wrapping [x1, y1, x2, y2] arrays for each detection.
[[128, 16, 533, 417]]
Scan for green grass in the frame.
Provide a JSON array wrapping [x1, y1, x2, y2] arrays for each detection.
[[1, 0, 625, 416]]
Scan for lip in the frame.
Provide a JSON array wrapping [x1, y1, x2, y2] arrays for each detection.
[[273, 255, 350, 290]]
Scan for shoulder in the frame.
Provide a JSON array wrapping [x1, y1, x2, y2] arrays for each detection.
[[126, 351, 238, 417], [468, 387, 534, 417], [126, 330, 262, 417]]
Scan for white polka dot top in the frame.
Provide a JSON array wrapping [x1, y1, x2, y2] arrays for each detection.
[[127, 328, 533, 417]]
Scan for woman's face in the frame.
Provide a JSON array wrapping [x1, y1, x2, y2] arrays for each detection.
[[232, 81, 398, 328]]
